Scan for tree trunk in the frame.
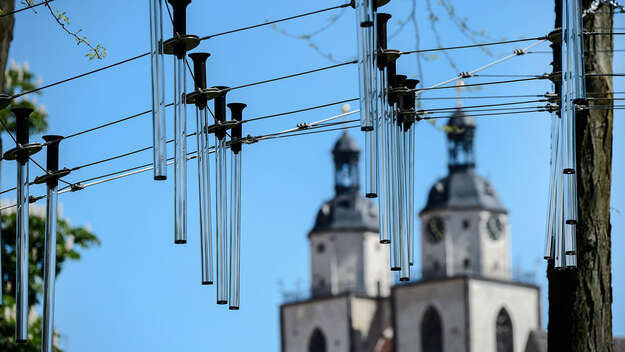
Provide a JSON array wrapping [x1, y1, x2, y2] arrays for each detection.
[[548, 1, 614, 351], [0, 0, 15, 90]]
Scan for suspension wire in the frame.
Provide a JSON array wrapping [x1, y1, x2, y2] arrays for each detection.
[[4, 100, 609, 210], [527, 49, 625, 54], [417, 99, 547, 112], [227, 60, 357, 91], [199, 3, 351, 41], [421, 106, 547, 115], [10, 53, 149, 99], [420, 92, 625, 100], [420, 109, 547, 120], [414, 76, 547, 92], [471, 73, 625, 78], [63, 106, 165, 140], [2, 109, 360, 195], [0, 0, 54, 17], [242, 98, 359, 123], [414, 40, 547, 96], [400, 36, 545, 55], [420, 94, 546, 100]]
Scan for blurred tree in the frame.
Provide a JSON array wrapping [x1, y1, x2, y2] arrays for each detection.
[[0, 211, 100, 351]]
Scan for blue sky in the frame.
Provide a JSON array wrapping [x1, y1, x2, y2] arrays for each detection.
[[3, 0, 624, 350]]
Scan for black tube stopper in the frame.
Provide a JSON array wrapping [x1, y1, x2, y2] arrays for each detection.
[[168, 0, 192, 58], [394, 74, 407, 125], [228, 103, 247, 154], [168, 0, 191, 37], [189, 52, 211, 109], [403, 78, 420, 129], [376, 13, 392, 70], [13, 107, 32, 146], [386, 61, 397, 105], [42, 135, 63, 187], [213, 86, 230, 140]]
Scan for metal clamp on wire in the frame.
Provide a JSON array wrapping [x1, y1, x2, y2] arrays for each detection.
[[547, 28, 562, 44], [296, 122, 310, 130], [241, 134, 259, 144], [70, 183, 85, 192], [186, 87, 223, 105], [546, 71, 562, 84], [545, 103, 560, 113], [544, 92, 560, 104], [205, 120, 240, 134], [513, 48, 526, 56], [458, 72, 472, 79], [33, 168, 71, 185], [3, 143, 42, 161]]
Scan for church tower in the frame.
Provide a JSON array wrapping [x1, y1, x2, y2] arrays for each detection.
[[280, 132, 392, 352], [392, 109, 541, 352], [420, 109, 510, 280]]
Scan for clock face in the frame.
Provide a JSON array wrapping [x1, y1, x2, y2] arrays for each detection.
[[426, 216, 445, 243], [487, 215, 504, 240]]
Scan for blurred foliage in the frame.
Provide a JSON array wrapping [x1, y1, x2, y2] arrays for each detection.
[[1, 61, 48, 134], [0, 211, 100, 350]]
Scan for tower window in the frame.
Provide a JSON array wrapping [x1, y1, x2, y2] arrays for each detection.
[[462, 219, 470, 230], [496, 308, 513, 352], [308, 328, 327, 352], [316, 243, 325, 254], [421, 306, 443, 352]]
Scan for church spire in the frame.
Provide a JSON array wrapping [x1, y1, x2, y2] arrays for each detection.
[[332, 132, 360, 194], [447, 80, 476, 172]]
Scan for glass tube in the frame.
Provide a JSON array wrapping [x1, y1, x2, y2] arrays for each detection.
[[215, 137, 229, 304], [42, 185, 58, 352], [407, 124, 415, 266], [554, 139, 565, 270], [150, 0, 167, 180], [397, 124, 409, 281], [389, 108, 399, 271], [544, 113, 560, 259], [229, 152, 242, 309], [174, 57, 187, 244], [202, 108, 214, 283], [15, 160, 29, 342], [356, 0, 374, 130], [195, 107, 212, 284], [365, 130, 378, 198], [378, 87, 390, 244]]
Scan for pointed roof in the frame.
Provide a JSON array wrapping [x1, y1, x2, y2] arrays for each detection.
[[333, 131, 360, 154]]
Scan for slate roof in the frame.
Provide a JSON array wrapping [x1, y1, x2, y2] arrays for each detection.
[[421, 166, 507, 215], [310, 191, 379, 235]]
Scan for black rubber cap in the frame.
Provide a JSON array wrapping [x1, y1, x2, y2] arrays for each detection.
[[213, 86, 230, 140], [228, 103, 247, 154]]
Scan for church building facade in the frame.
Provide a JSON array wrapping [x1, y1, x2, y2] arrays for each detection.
[[280, 110, 542, 352]]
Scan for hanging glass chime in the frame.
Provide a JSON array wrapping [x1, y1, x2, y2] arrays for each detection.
[[354, 0, 377, 198], [3, 107, 42, 342], [545, 0, 584, 269], [34, 135, 70, 352], [163, 0, 200, 244], [228, 103, 246, 310], [149, 0, 167, 180], [401, 79, 419, 268], [375, 12, 393, 245], [213, 87, 231, 304], [189, 52, 215, 285]]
